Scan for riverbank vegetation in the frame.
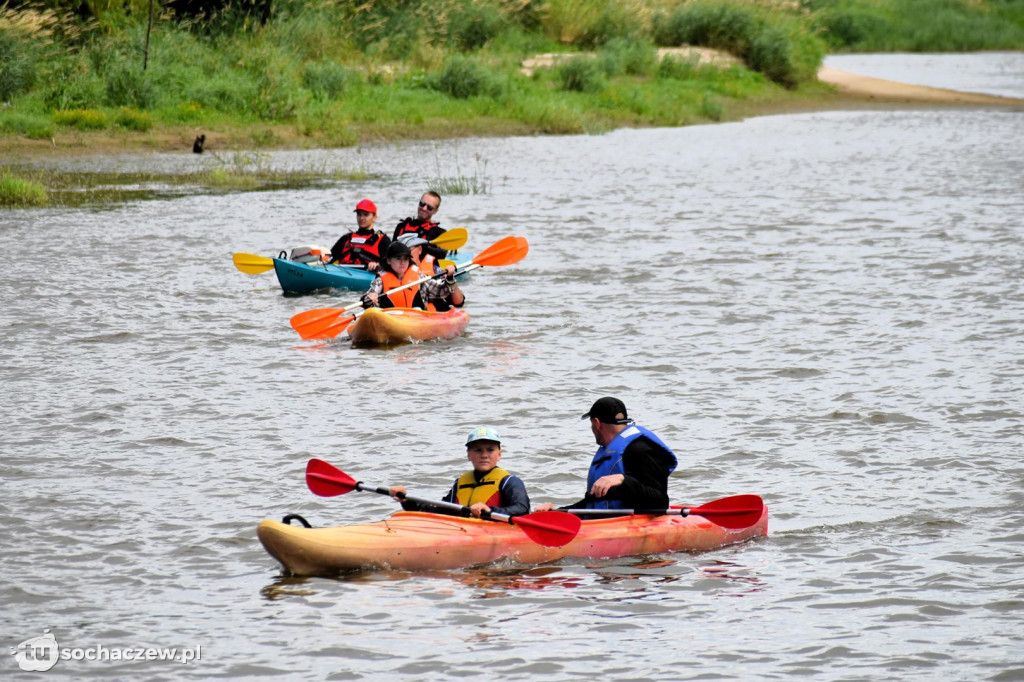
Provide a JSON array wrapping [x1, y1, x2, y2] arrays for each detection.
[[1, 0, 1023, 206]]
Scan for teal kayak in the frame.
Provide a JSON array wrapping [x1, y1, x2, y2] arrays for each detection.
[[273, 252, 475, 295], [273, 258, 374, 295]]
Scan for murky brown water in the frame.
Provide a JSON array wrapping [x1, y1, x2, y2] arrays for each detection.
[[2, 55, 1023, 680]]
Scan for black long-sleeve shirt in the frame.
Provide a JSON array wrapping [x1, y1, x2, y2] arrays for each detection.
[[563, 437, 675, 510], [401, 470, 531, 517]]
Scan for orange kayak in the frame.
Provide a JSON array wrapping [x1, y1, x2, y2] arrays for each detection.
[[347, 307, 470, 347], [257, 507, 768, 575]]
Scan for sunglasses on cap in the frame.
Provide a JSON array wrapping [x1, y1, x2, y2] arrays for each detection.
[[418, 201, 438, 211]]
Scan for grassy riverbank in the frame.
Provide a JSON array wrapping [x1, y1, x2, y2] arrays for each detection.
[[2, 0, 1023, 204]]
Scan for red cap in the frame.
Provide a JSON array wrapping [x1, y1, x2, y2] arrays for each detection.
[[354, 199, 377, 214]]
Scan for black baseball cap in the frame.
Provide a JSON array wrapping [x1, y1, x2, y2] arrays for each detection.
[[581, 397, 631, 425]]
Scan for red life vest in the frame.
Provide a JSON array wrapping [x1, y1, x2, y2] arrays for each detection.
[[395, 221, 440, 240], [379, 265, 422, 308], [337, 231, 385, 265]]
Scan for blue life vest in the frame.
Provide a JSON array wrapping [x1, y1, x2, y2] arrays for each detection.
[[585, 425, 678, 510]]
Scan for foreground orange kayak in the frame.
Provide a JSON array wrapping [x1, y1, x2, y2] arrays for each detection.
[[348, 307, 470, 347], [257, 507, 768, 575]]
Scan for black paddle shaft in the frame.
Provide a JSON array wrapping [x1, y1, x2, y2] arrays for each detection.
[[356, 482, 514, 524]]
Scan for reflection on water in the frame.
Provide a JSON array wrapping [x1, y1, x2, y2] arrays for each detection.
[[2, 54, 1023, 680]]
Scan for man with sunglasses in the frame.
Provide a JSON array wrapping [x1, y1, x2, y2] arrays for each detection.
[[329, 198, 391, 272], [534, 397, 678, 515], [393, 191, 450, 261]]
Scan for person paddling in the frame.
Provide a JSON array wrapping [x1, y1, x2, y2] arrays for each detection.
[[389, 427, 531, 519], [535, 397, 678, 516], [396, 233, 464, 311], [393, 191, 450, 260], [361, 241, 427, 309], [329, 198, 391, 272]]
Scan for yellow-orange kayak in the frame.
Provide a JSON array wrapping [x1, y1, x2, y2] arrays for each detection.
[[257, 508, 768, 575], [347, 307, 470, 347]]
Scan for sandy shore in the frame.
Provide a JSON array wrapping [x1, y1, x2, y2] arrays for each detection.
[[817, 66, 1024, 106]]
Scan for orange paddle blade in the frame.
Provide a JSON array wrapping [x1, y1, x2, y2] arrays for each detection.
[[472, 235, 529, 268], [290, 308, 346, 339]]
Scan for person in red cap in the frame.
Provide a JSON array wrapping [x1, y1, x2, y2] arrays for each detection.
[[328, 198, 391, 272], [388, 426, 530, 519], [535, 397, 678, 515], [392, 191, 451, 261]]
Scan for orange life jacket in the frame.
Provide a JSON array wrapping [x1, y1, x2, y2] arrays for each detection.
[[379, 265, 422, 308]]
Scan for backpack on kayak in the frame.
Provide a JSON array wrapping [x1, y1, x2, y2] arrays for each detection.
[[284, 245, 330, 264]]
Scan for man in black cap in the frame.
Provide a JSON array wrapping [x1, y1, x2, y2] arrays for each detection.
[[535, 397, 678, 513]]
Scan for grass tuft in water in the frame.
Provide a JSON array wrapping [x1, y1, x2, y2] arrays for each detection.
[[427, 153, 490, 195], [0, 170, 49, 207]]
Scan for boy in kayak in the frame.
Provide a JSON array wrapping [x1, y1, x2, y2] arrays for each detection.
[[396, 234, 464, 311], [362, 239, 461, 310], [389, 427, 531, 519], [329, 198, 390, 272], [534, 397, 678, 514], [393, 191, 449, 261]]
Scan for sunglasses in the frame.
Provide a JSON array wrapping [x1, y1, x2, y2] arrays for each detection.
[[419, 201, 438, 211], [355, 210, 373, 216]]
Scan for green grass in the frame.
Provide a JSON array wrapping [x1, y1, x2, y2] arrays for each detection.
[[0, 170, 48, 207], [0, 0, 1021, 164]]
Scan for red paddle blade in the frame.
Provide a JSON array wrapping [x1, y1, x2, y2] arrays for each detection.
[[306, 458, 358, 497], [472, 235, 529, 268], [687, 494, 764, 529], [510, 511, 582, 547], [291, 308, 345, 339]]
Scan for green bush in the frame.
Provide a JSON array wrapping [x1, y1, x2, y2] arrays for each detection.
[[0, 171, 49, 207], [653, 2, 759, 55], [597, 38, 658, 77], [816, 9, 893, 49], [186, 74, 254, 114], [0, 30, 38, 103], [0, 112, 55, 139], [448, 1, 507, 51], [54, 108, 108, 130], [302, 61, 352, 101], [42, 60, 104, 111], [114, 106, 153, 131], [656, 54, 699, 81], [558, 56, 606, 93], [105, 63, 156, 108], [436, 56, 497, 99]]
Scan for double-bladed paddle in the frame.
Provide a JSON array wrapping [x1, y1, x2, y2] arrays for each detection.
[[305, 458, 581, 548], [289, 235, 529, 340], [233, 228, 469, 275], [563, 494, 764, 529]]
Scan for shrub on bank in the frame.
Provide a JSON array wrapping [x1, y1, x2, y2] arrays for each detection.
[[0, 171, 48, 207], [809, 0, 1024, 51], [558, 56, 607, 93], [0, 112, 55, 139], [436, 56, 501, 99], [54, 108, 108, 130]]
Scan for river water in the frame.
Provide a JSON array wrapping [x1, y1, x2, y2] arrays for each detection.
[[2, 56, 1023, 680]]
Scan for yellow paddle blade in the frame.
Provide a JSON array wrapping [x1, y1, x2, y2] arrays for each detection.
[[437, 259, 455, 269], [430, 227, 468, 251], [233, 253, 275, 275]]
